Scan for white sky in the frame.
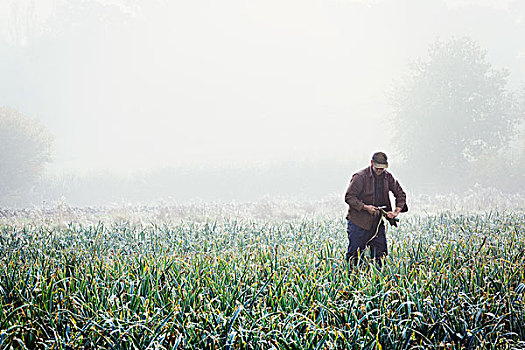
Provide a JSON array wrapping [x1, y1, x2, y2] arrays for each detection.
[[0, 0, 523, 174]]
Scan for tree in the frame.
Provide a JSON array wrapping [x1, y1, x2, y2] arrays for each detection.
[[0, 107, 53, 202], [391, 37, 520, 191]]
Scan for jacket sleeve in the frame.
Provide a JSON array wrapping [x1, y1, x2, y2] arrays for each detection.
[[388, 175, 406, 210], [345, 173, 365, 211]]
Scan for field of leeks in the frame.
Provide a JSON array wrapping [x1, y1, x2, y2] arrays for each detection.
[[0, 211, 524, 349]]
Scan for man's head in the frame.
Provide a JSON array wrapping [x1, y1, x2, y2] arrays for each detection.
[[371, 151, 388, 175]]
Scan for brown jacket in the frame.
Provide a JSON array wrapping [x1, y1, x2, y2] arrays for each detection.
[[345, 166, 406, 230]]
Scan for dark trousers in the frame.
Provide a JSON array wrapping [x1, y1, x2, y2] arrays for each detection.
[[346, 220, 388, 266]]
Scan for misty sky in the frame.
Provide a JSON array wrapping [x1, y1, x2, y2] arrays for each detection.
[[1, 0, 524, 174]]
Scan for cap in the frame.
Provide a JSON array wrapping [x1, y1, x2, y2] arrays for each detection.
[[372, 152, 388, 168]]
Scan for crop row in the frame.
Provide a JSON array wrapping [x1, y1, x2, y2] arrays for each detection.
[[0, 212, 524, 349]]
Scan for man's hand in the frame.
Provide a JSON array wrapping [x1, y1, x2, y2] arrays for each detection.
[[386, 212, 397, 219], [363, 204, 378, 215], [387, 207, 402, 219]]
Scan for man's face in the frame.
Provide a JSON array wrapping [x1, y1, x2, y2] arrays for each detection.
[[373, 166, 385, 175], [371, 161, 386, 175]]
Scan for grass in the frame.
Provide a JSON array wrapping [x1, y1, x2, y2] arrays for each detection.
[[0, 211, 524, 349]]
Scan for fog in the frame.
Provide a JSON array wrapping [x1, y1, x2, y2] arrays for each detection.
[[1, 0, 524, 206]]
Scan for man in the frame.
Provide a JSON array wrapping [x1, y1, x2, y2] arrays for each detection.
[[344, 152, 407, 267]]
